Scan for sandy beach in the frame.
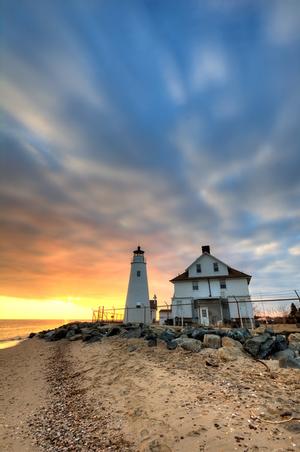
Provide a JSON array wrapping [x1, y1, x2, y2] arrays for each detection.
[[1, 336, 300, 451]]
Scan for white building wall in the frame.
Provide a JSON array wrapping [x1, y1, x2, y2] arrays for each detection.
[[174, 280, 212, 298], [125, 254, 151, 324], [171, 298, 193, 319], [188, 254, 229, 277], [159, 311, 171, 325], [172, 278, 253, 320], [174, 278, 250, 299]]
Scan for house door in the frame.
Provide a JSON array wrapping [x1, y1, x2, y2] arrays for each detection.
[[199, 307, 209, 326]]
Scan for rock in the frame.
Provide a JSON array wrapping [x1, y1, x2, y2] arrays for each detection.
[[49, 328, 68, 341], [145, 332, 157, 341], [227, 328, 252, 343], [203, 334, 221, 349], [191, 328, 214, 340], [147, 338, 157, 347], [28, 332, 36, 338], [166, 340, 178, 350], [44, 331, 56, 341], [243, 333, 275, 359], [180, 338, 202, 353], [190, 328, 226, 340], [66, 330, 76, 339], [222, 336, 243, 349], [120, 327, 142, 339], [279, 356, 300, 369], [68, 333, 82, 341], [82, 329, 102, 342], [106, 326, 121, 337], [85, 334, 102, 343], [217, 347, 245, 361], [273, 334, 288, 352], [271, 349, 295, 360], [264, 327, 275, 335], [159, 329, 177, 343], [288, 333, 300, 352], [172, 337, 186, 346]]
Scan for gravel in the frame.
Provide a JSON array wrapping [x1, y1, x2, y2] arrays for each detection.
[[28, 343, 133, 451]]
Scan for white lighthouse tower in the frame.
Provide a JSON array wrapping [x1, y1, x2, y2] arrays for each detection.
[[124, 246, 151, 324]]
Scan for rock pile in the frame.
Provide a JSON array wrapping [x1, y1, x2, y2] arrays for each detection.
[[30, 323, 300, 368]]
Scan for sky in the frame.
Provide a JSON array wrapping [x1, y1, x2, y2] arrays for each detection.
[[1, 0, 300, 319]]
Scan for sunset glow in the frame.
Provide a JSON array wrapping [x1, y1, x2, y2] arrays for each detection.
[[1, 1, 300, 319]]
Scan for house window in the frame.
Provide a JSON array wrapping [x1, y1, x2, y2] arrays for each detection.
[[196, 263, 202, 273], [213, 262, 219, 272], [192, 282, 199, 290], [220, 280, 226, 289], [137, 271, 141, 277]]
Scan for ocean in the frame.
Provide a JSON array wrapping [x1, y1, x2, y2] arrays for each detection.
[[0, 319, 81, 350]]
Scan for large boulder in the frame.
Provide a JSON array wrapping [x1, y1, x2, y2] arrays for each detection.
[[271, 349, 295, 361], [288, 333, 300, 352], [227, 328, 252, 344], [166, 340, 178, 350], [147, 338, 157, 347], [273, 334, 288, 352], [119, 326, 142, 339], [279, 356, 300, 369], [190, 328, 218, 340], [180, 338, 202, 353], [85, 334, 102, 343], [68, 333, 82, 341], [203, 334, 221, 349], [52, 328, 68, 340], [222, 336, 243, 349], [171, 337, 186, 346], [217, 347, 245, 362], [106, 326, 121, 337], [243, 333, 275, 359], [66, 329, 76, 339], [82, 328, 102, 342], [44, 330, 56, 341], [159, 329, 177, 343]]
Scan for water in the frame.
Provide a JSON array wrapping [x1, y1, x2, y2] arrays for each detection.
[[0, 319, 77, 350]]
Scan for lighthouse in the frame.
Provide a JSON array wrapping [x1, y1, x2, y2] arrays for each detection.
[[124, 246, 151, 324]]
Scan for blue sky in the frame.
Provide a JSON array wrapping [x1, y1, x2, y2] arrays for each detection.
[[0, 0, 300, 311]]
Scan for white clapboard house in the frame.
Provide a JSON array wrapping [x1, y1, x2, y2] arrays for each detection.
[[170, 246, 253, 327]]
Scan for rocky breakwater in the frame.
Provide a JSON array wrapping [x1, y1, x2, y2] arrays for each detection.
[[30, 323, 300, 368]]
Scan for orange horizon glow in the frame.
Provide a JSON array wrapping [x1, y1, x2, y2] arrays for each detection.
[[0, 248, 176, 319]]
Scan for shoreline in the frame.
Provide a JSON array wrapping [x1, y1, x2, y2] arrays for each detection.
[[1, 336, 300, 451]]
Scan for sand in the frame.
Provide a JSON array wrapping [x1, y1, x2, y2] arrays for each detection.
[[1, 336, 300, 451]]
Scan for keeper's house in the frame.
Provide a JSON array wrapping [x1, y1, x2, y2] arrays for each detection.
[[170, 246, 253, 327]]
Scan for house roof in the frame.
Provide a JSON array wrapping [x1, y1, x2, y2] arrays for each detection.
[[170, 265, 251, 283]]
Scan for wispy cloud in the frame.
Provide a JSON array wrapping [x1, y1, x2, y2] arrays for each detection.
[[1, 0, 300, 314]]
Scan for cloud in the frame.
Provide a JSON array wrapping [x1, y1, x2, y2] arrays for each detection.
[[266, 1, 300, 46], [0, 0, 300, 313], [289, 245, 300, 256], [254, 242, 279, 257], [190, 46, 229, 91]]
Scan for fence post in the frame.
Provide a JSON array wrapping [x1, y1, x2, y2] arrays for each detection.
[[234, 296, 244, 328]]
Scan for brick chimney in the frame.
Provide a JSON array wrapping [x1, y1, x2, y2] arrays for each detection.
[[202, 245, 210, 254]]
